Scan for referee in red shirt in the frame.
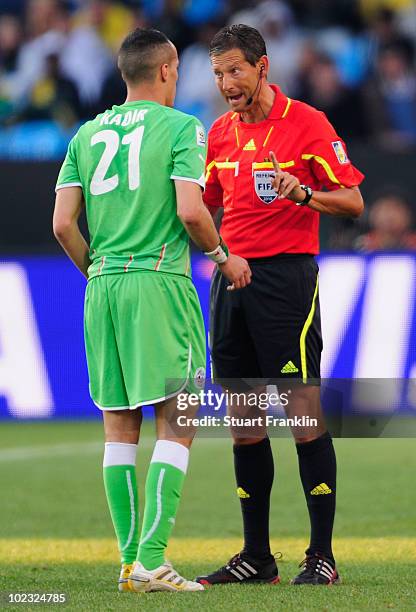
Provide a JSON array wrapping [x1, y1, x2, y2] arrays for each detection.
[[196, 25, 364, 586]]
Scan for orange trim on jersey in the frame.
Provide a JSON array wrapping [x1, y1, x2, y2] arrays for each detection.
[[124, 254, 134, 272], [262, 126, 274, 148], [154, 243, 167, 271], [281, 98, 291, 119], [98, 256, 106, 275], [302, 153, 345, 187]]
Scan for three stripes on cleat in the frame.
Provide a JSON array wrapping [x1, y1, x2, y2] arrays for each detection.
[[226, 559, 258, 581], [307, 557, 336, 582]]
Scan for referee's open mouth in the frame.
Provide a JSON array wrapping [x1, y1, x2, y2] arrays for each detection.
[[228, 93, 244, 106]]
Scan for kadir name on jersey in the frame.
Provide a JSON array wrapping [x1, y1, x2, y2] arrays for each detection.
[[99, 109, 148, 127]]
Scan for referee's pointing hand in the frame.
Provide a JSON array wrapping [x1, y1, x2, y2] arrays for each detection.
[[269, 151, 304, 202]]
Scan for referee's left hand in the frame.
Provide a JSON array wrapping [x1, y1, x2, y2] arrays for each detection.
[[269, 151, 305, 202], [219, 253, 252, 291]]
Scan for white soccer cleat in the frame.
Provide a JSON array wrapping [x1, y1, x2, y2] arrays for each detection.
[[128, 560, 204, 593]]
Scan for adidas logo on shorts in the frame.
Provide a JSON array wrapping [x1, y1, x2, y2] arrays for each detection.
[[281, 360, 299, 374]]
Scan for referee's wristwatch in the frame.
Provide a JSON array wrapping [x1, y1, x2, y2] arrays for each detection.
[[295, 184, 313, 206]]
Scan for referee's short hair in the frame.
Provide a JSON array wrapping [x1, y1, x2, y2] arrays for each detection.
[[118, 28, 174, 84], [209, 24, 267, 66]]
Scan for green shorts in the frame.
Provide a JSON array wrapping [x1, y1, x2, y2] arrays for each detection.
[[84, 271, 206, 410]]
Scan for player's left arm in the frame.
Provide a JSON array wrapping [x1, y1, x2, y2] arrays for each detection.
[[53, 186, 91, 278]]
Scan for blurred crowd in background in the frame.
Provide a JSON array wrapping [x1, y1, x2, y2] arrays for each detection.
[[1, 0, 416, 251]]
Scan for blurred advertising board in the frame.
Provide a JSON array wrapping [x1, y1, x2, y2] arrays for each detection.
[[1, 253, 416, 421]]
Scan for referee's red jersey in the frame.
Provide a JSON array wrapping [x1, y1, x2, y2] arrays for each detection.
[[203, 84, 364, 258]]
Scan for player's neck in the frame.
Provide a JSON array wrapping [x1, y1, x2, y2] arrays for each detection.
[[240, 83, 275, 124], [125, 86, 167, 107]]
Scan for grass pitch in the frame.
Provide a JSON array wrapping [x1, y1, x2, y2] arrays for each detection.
[[0, 422, 415, 610]]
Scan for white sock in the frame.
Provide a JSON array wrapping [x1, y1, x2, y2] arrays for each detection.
[[150, 440, 189, 474], [103, 442, 138, 467]]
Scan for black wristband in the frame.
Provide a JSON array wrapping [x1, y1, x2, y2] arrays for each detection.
[[296, 185, 313, 206]]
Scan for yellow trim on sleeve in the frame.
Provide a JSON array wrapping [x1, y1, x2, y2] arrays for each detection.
[[281, 98, 291, 119], [302, 153, 345, 187], [300, 275, 319, 384], [205, 160, 216, 182]]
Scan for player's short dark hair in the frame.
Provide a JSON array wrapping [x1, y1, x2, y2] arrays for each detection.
[[209, 24, 267, 66], [118, 28, 174, 84]]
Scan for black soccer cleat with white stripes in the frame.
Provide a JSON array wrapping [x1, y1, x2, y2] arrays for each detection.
[[291, 553, 340, 585], [196, 551, 280, 586]]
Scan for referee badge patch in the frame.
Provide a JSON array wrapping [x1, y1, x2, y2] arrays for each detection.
[[254, 171, 278, 204], [332, 141, 349, 164]]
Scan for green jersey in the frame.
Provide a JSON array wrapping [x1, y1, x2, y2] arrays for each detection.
[[56, 101, 206, 279]]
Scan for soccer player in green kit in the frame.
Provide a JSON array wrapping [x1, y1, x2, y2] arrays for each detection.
[[53, 28, 251, 594]]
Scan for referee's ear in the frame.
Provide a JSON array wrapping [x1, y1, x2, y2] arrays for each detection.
[[257, 55, 269, 79]]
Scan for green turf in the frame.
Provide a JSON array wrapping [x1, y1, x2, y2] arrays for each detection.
[[0, 422, 415, 610]]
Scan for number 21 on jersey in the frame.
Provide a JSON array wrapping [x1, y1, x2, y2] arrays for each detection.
[[90, 126, 144, 196]]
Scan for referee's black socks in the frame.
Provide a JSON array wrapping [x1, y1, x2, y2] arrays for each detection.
[[233, 437, 274, 560], [296, 431, 336, 561]]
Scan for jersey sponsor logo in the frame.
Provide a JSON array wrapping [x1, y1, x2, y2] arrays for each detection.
[[243, 138, 256, 151], [310, 483, 332, 495], [332, 141, 349, 164], [237, 487, 250, 499], [254, 171, 278, 204], [196, 125, 206, 147]]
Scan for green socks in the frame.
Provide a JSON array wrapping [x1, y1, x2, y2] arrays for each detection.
[[137, 440, 189, 570], [103, 442, 138, 564], [103, 440, 189, 570]]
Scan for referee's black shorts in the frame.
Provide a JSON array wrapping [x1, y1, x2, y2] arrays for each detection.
[[209, 253, 322, 386]]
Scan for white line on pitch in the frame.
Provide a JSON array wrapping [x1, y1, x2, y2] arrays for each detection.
[[0, 437, 227, 462], [0, 441, 103, 462]]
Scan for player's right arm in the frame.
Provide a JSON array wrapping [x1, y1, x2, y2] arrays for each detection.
[[171, 114, 250, 289], [53, 132, 91, 278], [53, 186, 91, 278], [175, 180, 251, 290]]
